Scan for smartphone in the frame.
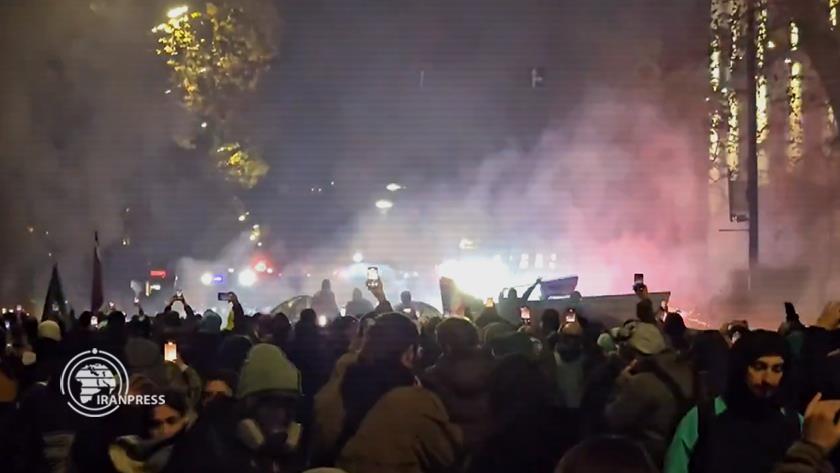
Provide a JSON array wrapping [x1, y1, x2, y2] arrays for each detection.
[[317, 315, 328, 327], [634, 273, 644, 285], [565, 308, 577, 323], [3, 320, 9, 331], [91, 315, 99, 327], [175, 290, 183, 299], [485, 298, 494, 308], [164, 341, 178, 362], [14, 305, 22, 313], [217, 292, 231, 302], [133, 296, 140, 305], [366, 267, 380, 288], [108, 301, 116, 311], [731, 331, 742, 343], [520, 306, 531, 324]]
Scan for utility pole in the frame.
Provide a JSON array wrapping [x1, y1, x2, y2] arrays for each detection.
[[746, 0, 759, 276]]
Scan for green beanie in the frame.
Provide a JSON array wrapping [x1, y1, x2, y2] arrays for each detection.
[[236, 344, 302, 399]]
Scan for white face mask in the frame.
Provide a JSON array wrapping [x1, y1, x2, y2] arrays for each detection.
[[236, 418, 302, 454]]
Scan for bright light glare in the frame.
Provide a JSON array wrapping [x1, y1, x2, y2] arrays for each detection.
[[266, 267, 274, 274], [238, 269, 257, 287], [254, 261, 267, 273], [167, 5, 189, 19], [200, 272, 213, 286], [437, 258, 511, 299], [352, 252, 364, 263], [200, 122, 207, 129], [317, 315, 328, 327], [238, 214, 247, 222], [386, 183, 403, 192], [375, 199, 394, 210]]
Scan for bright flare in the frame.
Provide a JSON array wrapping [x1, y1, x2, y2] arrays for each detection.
[[200, 272, 214, 286], [352, 252, 364, 263], [238, 269, 257, 287], [375, 199, 394, 210], [385, 183, 403, 192]]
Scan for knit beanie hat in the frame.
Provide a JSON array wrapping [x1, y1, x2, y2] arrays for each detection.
[[236, 344, 301, 399], [38, 320, 62, 342]]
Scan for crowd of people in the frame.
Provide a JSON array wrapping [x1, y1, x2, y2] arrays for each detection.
[[3, 278, 840, 473]]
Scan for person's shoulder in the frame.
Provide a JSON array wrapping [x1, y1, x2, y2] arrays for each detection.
[[383, 385, 449, 415]]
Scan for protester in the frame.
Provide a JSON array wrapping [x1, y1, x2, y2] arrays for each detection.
[[394, 290, 418, 319], [664, 329, 801, 473], [423, 317, 493, 451], [468, 354, 579, 473], [313, 279, 340, 321], [345, 289, 374, 318], [312, 313, 462, 472], [634, 283, 657, 324], [12, 273, 840, 473], [606, 321, 694, 465]]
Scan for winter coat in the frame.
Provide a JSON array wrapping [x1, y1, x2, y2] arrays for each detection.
[[422, 350, 494, 450], [771, 441, 834, 473], [664, 397, 802, 473], [605, 351, 694, 464], [336, 386, 463, 473], [311, 352, 357, 465]]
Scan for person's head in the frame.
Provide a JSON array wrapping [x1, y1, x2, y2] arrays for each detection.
[[37, 320, 62, 342], [150, 390, 190, 441], [214, 335, 254, 374], [663, 312, 688, 349], [557, 322, 585, 361], [555, 436, 657, 473], [298, 308, 317, 326], [618, 321, 666, 362], [633, 283, 648, 299], [569, 291, 582, 304], [352, 288, 364, 301], [78, 311, 92, 329], [199, 310, 222, 334], [482, 321, 515, 345], [541, 309, 561, 335], [507, 288, 518, 299], [726, 330, 789, 405], [436, 317, 479, 357], [321, 279, 331, 291], [203, 370, 237, 406], [235, 344, 302, 458], [400, 290, 412, 306], [488, 354, 553, 425], [359, 313, 419, 370], [272, 313, 292, 347]]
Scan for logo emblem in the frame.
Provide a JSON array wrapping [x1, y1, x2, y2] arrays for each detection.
[[60, 348, 129, 418]]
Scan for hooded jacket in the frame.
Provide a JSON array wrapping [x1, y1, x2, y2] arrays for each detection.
[[422, 349, 493, 450], [605, 350, 694, 464], [664, 330, 802, 473]]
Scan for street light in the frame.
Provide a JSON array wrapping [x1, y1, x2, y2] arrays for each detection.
[[386, 183, 403, 192], [200, 272, 213, 286], [375, 199, 394, 210]]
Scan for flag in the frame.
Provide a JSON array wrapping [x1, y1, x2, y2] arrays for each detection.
[[42, 263, 70, 326], [91, 232, 104, 313]]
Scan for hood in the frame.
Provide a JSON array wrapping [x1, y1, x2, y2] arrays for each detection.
[[724, 329, 790, 416], [428, 350, 493, 396]]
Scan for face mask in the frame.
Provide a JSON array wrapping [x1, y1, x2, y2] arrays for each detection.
[[236, 418, 301, 457]]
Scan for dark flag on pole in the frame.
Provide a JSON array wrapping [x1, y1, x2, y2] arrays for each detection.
[[43, 263, 70, 326], [91, 232, 104, 313]]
